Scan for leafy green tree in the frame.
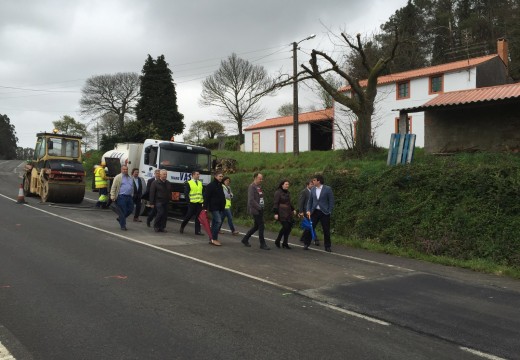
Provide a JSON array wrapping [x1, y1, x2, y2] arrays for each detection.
[[277, 102, 302, 117], [0, 114, 18, 159], [53, 115, 88, 137], [202, 121, 225, 139], [183, 120, 207, 145], [136, 55, 184, 140]]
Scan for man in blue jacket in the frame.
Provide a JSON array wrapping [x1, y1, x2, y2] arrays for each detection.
[[306, 174, 334, 252]]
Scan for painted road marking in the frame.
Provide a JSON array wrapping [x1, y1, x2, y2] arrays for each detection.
[[0, 340, 15, 360], [460, 347, 507, 360], [1, 193, 388, 326], [1, 194, 509, 359]]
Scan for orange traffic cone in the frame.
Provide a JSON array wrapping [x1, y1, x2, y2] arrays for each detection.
[[17, 183, 26, 204]]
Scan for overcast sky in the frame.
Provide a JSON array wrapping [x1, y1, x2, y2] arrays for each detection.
[[0, 0, 407, 148]]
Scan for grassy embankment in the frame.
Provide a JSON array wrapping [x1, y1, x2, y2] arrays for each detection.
[[214, 149, 520, 279]]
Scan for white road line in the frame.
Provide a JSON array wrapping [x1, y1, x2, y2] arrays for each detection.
[[460, 347, 507, 360], [316, 302, 390, 326], [0, 340, 15, 360], [0, 193, 389, 327], [84, 192, 414, 272]]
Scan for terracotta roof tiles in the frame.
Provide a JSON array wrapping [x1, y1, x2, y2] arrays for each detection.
[[245, 108, 333, 131], [340, 54, 498, 91], [398, 82, 520, 112]]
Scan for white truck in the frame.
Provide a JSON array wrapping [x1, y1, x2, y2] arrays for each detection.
[[102, 139, 214, 210]]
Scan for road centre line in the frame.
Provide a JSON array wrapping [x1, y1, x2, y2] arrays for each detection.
[[1, 193, 389, 326]]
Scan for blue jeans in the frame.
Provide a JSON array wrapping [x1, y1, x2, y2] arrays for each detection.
[[220, 208, 236, 232], [116, 194, 134, 228], [210, 210, 224, 240]]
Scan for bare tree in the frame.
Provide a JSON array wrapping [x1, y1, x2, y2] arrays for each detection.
[[80, 72, 140, 134], [302, 32, 399, 153], [200, 53, 276, 139], [274, 31, 399, 153]]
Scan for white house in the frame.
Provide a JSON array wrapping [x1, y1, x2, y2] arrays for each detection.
[[244, 108, 333, 153], [335, 38, 510, 148], [243, 40, 510, 152]]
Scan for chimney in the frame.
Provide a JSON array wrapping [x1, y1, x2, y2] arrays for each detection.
[[497, 38, 509, 68]]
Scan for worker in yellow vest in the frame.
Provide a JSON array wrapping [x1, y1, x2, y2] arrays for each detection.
[[94, 161, 111, 208], [219, 176, 239, 235], [179, 170, 203, 235]]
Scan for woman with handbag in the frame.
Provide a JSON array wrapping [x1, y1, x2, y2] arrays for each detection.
[[273, 179, 296, 249]]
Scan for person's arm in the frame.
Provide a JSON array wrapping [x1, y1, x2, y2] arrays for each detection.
[[184, 181, 190, 202], [273, 190, 280, 220], [306, 189, 314, 218]]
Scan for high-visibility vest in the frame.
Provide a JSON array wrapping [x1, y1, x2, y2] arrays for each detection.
[[224, 186, 232, 209], [94, 167, 108, 189], [188, 179, 203, 203], [98, 193, 109, 202]]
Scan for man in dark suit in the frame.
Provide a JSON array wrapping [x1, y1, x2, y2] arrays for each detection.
[[131, 168, 147, 222], [298, 179, 316, 245], [143, 169, 160, 227], [306, 174, 335, 252]]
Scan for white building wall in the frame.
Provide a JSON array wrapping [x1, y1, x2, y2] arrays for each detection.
[[334, 68, 478, 148], [244, 123, 311, 152]]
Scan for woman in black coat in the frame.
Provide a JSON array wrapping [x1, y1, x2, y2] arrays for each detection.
[[273, 179, 295, 249]]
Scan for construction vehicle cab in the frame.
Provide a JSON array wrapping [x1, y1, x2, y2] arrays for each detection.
[[23, 131, 86, 203]]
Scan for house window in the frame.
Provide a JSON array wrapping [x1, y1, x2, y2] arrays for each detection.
[[252, 132, 260, 153], [394, 117, 412, 133], [429, 74, 443, 94], [396, 81, 410, 100], [276, 130, 286, 153]]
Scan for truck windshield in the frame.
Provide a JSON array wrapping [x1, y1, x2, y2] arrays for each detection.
[[47, 137, 80, 158], [159, 149, 211, 172]]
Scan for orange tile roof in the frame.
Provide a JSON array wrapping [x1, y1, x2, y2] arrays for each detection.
[[245, 108, 333, 131], [398, 82, 520, 112], [340, 54, 498, 91]]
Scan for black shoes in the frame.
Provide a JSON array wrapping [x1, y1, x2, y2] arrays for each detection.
[[282, 243, 292, 249], [195, 232, 203, 236], [241, 238, 251, 247], [303, 245, 309, 250], [179, 227, 184, 234], [260, 243, 270, 250], [275, 239, 281, 248], [314, 240, 320, 246], [325, 247, 332, 252]]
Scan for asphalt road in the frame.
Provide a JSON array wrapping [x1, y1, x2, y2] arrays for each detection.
[[0, 160, 518, 360]]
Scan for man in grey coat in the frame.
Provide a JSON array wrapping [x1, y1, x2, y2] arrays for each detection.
[[240, 172, 270, 250], [306, 174, 334, 252]]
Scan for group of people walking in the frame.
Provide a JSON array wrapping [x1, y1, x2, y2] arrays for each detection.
[[95, 161, 334, 252], [240, 173, 334, 252]]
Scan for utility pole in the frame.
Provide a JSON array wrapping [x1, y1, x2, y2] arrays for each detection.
[[292, 34, 315, 156], [292, 41, 299, 156]]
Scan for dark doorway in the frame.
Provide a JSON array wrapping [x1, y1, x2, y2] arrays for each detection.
[[310, 120, 333, 150]]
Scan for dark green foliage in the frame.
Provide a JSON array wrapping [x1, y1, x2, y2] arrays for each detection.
[[220, 150, 520, 268], [136, 55, 184, 140], [348, 0, 520, 80], [0, 114, 18, 159], [224, 138, 239, 151]]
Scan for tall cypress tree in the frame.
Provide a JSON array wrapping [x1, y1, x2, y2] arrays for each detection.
[[136, 55, 184, 140]]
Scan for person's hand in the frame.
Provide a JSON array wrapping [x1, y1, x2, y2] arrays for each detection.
[[274, 214, 278, 220], [306, 211, 311, 219]]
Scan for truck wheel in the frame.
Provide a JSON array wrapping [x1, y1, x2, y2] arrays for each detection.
[[23, 175, 34, 197]]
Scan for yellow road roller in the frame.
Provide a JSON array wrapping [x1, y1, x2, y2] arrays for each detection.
[[23, 131, 86, 203]]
